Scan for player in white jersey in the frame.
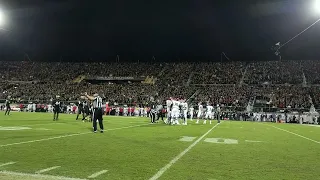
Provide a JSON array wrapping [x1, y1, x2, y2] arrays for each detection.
[[166, 98, 173, 124], [196, 102, 203, 124], [189, 106, 194, 121], [32, 103, 36, 112], [139, 107, 144, 117], [115, 107, 120, 116], [171, 98, 181, 125], [27, 103, 32, 112], [203, 103, 214, 124], [144, 107, 148, 117], [123, 106, 128, 116], [180, 99, 188, 125]]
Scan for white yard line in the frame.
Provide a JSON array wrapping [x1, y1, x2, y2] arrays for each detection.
[[24, 123, 65, 127], [0, 124, 148, 148], [245, 140, 262, 143], [149, 123, 221, 180], [111, 116, 139, 118], [271, 125, 320, 144], [0, 170, 87, 180], [87, 170, 108, 178], [0, 162, 16, 167], [106, 124, 146, 130], [35, 166, 61, 174]]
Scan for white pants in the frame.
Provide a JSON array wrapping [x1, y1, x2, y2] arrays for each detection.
[[197, 112, 202, 118], [189, 111, 194, 119], [183, 111, 188, 119], [205, 112, 212, 119], [171, 108, 180, 124], [172, 109, 180, 119]]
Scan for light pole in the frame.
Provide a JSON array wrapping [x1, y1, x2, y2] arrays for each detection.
[[272, 0, 320, 60]]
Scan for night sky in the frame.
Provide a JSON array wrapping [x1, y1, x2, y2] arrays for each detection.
[[0, 0, 320, 62]]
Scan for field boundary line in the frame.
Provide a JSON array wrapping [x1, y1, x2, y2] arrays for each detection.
[[0, 124, 149, 148], [24, 122, 65, 127], [271, 125, 320, 144], [149, 123, 221, 180], [0, 162, 16, 167], [0, 170, 87, 180], [35, 166, 61, 174], [87, 170, 108, 178]]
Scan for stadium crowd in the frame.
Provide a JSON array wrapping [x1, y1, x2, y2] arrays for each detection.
[[1, 60, 320, 110]]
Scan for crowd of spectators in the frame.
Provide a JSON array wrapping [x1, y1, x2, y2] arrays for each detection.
[[244, 61, 303, 84], [195, 85, 238, 106], [301, 60, 320, 84], [250, 85, 311, 109], [1, 60, 320, 110], [191, 62, 244, 84]]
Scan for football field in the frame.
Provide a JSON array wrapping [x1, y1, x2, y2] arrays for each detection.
[[0, 112, 320, 180]]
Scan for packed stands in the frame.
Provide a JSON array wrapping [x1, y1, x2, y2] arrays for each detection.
[[244, 61, 303, 84], [301, 60, 320, 84], [191, 62, 244, 84], [1, 60, 320, 111]]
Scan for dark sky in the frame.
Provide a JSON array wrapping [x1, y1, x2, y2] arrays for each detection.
[[0, 0, 320, 62]]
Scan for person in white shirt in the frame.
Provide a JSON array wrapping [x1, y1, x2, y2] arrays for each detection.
[[203, 103, 214, 124], [144, 107, 148, 117], [180, 99, 188, 125], [32, 103, 36, 112], [165, 98, 173, 124], [134, 107, 139, 116], [123, 106, 128, 116], [27, 103, 32, 112], [171, 98, 180, 125], [196, 102, 203, 124], [189, 106, 194, 121], [115, 107, 120, 116]]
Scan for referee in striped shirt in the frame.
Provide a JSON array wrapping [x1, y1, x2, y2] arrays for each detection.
[[85, 92, 104, 133]]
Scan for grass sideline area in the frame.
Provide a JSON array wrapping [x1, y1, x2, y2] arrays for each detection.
[[0, 112, 320, 180]]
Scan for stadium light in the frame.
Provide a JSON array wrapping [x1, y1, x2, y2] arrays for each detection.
[[314, 0, 320, 14], [0, 9, 4, 27]]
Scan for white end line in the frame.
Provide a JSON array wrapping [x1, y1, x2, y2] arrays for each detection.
[[271, 125, 320, 144], [0, 170, 87, 180], [87, 170, 108, 178], [35, 166, 61, 174], [0, 132, 91, 148], [0, 124, 148, 148], [0, 162, 16, 167], [149, 123, 221, 180]]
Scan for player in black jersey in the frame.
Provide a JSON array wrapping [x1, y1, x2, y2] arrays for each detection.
[[52, 96, 61, 121], [4, 96, 11, 115], [82, 100, 91, 122], [76, 100, 85, 120]]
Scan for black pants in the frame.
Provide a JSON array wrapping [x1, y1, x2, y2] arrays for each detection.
[[76, 107, 85, 120], [93, 108, 104, 131], [5, 106, 11, 115], [157, 111, 164, 121], [53, 110, 59, 120], [150, 112, 156, 123], [83, 107, 91, 121]]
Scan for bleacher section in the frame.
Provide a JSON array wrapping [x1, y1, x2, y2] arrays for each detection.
[[1, 60, 320, 110]]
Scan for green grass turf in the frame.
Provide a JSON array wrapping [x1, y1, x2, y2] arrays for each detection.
[[0, 112, 320, 180]]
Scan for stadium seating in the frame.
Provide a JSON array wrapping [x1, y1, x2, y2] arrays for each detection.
[[1, 60, 320, 110]]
